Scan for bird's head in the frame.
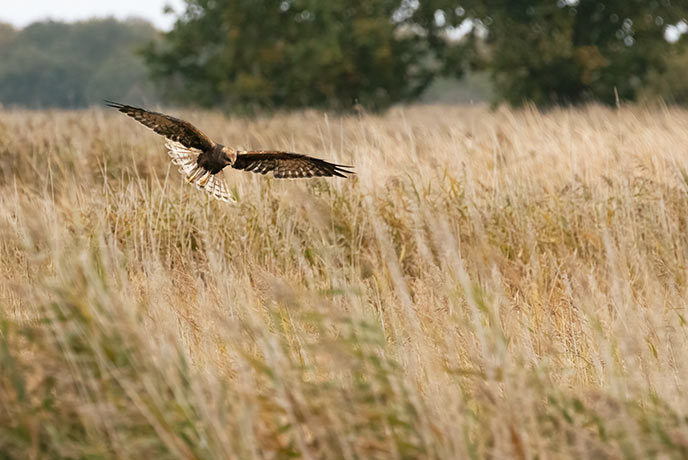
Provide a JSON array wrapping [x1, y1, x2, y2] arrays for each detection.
[[221, 145, 237, 166]]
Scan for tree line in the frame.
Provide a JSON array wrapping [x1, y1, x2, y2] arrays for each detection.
[[0, 18, 159, 108], [1, 1, 687, 111]]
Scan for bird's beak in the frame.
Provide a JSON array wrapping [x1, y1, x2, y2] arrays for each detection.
[[225, 147, 237, 165]]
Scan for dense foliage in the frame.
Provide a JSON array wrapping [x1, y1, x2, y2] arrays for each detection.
[[642, 43, 688, 105], [142, 0, 462, 111], [433, 0, 688, 105], [0, 19, 159, 108], [1, 2, 687, 109], [145, 0, 688, 110]]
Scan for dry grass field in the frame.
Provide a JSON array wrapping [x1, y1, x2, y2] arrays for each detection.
[[2, 104, 688, 458]]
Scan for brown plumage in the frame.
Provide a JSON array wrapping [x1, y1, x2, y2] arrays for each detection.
[[105, 101, 354, 202]]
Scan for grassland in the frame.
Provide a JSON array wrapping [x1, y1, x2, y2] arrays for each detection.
[[2, 104, 688, 458]]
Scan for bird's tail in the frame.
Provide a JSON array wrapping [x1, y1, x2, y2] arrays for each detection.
[[165, 140, 233, 203]]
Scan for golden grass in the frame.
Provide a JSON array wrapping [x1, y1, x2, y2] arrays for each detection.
[[2, 104, 688, 458]]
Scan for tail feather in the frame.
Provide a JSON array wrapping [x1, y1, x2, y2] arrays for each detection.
[[165, 140, 233, 203]]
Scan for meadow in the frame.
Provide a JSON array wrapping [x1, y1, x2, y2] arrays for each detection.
[[2, 104, 688, 458]]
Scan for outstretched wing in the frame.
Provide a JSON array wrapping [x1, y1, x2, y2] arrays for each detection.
[[232, 151, 354, 179], [105, 101, 215, 151]]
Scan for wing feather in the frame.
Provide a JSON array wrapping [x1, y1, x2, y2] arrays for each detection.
[[166, 140, 233, 203], [232, 151, 354, 179], [105, 100, 215, 151]]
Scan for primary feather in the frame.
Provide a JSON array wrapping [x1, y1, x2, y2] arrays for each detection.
[[233, 151, 353, 179]]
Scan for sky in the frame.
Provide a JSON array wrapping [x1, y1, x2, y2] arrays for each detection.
[[0, 0, 186, 30], [666, 21, 688, 43]]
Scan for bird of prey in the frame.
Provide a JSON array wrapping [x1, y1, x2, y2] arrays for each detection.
[[106, 101, 353, 202]]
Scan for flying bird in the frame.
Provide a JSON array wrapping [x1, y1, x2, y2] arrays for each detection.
[[106, 101, 353, 202]]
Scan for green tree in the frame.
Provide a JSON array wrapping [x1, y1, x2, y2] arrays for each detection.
[[143, 0, 459, 111], [0, 22, 16, 53], [0, 19, 159, 108], [639, 29, 688, 104], [424, 1, 688, 106]]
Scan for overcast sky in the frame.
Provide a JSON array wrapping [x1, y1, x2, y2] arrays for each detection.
[[0, 0, 186, 30]]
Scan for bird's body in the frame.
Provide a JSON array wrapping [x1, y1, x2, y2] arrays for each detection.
[[197, 143, 233, 174], [106, 101, 353, 202]]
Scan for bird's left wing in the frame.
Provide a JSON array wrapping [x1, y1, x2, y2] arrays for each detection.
[[232, 151, 354, 179], [105, 101, 215, 151]]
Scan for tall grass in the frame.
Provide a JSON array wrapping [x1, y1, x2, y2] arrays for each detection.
[[2, 104, 688, 458]]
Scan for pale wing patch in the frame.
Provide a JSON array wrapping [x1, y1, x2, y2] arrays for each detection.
[[166, 140, 200, 176], [165, 140, 233, 203]]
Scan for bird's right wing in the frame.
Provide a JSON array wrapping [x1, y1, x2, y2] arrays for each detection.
[[105, 101, 215, 151], [232, 151, 354, 179]]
